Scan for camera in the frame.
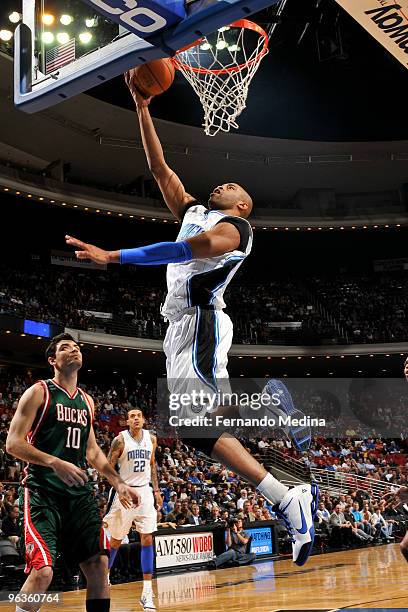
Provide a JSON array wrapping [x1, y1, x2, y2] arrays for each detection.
[[228, 518, 238, 529]]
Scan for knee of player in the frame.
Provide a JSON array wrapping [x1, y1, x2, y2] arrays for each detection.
[[31, 565, 53, 589], [140, 534, 153, 546], [81, 553, 108, 579]]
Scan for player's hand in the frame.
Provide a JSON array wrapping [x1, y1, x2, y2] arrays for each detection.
[[382, 486, 408, 505], [154, 491, 163, 510], [50, 458, 89, 487], [117, 482, 140, 509], [167, 522, 177, 529], [65, 235, 111, 265], [124, 70, 153, 107]]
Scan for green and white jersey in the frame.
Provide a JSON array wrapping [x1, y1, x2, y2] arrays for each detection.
[[23, 379, 94, 497]]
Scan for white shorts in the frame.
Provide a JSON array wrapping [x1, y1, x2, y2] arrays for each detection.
[[103, 484, 157, 540], [163, 306, 233, 419]]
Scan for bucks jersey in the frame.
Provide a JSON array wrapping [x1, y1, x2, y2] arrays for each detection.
[[23, 379, 93, 496], [117, 429, 152, 486], [161, 202, 253, 320]]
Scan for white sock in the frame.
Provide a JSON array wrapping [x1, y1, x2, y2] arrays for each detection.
[[16, 607, 33, 612], [143, 579, 152, 593], [256, 472, 289, 505]]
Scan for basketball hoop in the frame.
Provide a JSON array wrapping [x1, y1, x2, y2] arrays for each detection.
[[172, 20, 269, 136]]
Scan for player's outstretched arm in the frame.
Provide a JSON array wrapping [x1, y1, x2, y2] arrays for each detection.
[[186, 222, 241, 258], [65, 222, 241, 267], [125, 69, 195, 221], [6, 383, 89, 487]]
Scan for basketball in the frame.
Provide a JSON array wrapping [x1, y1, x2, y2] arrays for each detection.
[[131, 58, 175, 98]]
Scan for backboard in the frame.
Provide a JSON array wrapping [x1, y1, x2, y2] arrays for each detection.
[[14, 0, 280, 113]]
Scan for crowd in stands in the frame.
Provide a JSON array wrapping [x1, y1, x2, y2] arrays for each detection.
[[0, 369, 407, 581], [309, 274, 408, 343], [1, 262, 407, 345]]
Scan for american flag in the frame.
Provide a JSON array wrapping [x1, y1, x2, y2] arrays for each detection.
[[45, 38, 75, 74]]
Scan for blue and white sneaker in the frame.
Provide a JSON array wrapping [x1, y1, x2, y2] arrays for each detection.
[[262, 379, 311, 452], [140, 593, 156, 610], [275, 483, 319, 566]]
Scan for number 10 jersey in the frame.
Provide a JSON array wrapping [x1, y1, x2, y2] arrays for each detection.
[[23, 379, 93, 497]]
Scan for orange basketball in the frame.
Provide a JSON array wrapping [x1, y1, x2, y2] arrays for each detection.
[[132, 58, 175, 97]]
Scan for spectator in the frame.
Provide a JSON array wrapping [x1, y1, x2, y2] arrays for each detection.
[[370, 504, 394, 542], [210, 519, 255, 569], [209, 506, 224, 524], [237, 501, 255, 524], [329, 504, 353, 548], [165, 501, 182, 523], [188, 505, 203, 526], [344, 505, 373, 543], [236, 489, 248, 511], [2, 506, 21, 547]]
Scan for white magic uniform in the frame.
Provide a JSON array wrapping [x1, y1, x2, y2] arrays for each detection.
[[104, 429, 157, 538], [161, 202, 253, 414]]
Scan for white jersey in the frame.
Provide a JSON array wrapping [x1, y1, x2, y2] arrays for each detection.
[[161, 202, 253, 320], [117, 429, 152, 487]]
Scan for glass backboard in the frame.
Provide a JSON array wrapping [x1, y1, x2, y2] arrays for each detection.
[[14, 0, 280, 112]]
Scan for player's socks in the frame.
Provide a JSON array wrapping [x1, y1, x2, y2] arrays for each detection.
[[16, 607, 31, 612], [256, 472, 289, 505], [141, 545, 154, 576], [108, 547, 119, 569], [86, 598, 110, 612], [143, 579, 153, 594]]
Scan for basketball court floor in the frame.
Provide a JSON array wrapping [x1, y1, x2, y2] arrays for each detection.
[[34, 544, 407, 611]]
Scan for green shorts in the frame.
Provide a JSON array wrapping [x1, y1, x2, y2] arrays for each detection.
[[19, 486, 109, 574]]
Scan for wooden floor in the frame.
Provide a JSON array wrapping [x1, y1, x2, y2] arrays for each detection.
[[11, 544, 408, 611]]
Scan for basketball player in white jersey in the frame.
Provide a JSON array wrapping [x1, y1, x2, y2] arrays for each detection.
[[104, 408, 161, 610], [64, 73, 319, 568]]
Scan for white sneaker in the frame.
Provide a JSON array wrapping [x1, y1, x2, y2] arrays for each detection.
[[140, 593, 156, 610], [275, 483, 319, 566]]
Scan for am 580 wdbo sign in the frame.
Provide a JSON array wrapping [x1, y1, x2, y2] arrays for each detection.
[[155, 532, 214, 569]]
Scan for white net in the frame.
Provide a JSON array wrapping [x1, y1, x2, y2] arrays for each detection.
[[173, 21, 268, 136]]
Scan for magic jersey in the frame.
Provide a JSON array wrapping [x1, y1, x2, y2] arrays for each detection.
[[117, 429, 152, 486], [161, 202, 253, 320]]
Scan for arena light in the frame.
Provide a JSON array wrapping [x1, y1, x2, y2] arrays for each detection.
[[9, 12, 22, 23], [41, 31, 54, 44], [200, 42, 212, 50], [85, 17, 97, 27], [228, 44, 240, 52], [79, 31, 92, 44], [41, 13, 54, 25], [60, 14, 73, 25], [56, 32, 69, 44], [0, 30, 13, 42], [216, 40, 228, 50], [218, 26, 230, 32]]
